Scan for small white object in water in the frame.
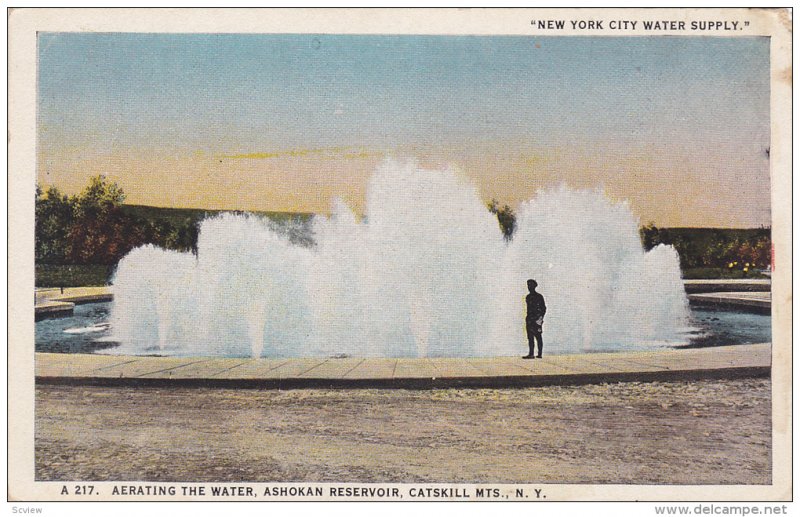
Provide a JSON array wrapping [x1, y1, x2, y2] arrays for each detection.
[[63, 322, 110, 334]]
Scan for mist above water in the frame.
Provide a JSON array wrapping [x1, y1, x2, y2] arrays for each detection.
[[109, 159, 689, 358]]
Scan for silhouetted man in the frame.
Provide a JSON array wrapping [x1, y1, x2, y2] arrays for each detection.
[[523, 279, 546, 359]]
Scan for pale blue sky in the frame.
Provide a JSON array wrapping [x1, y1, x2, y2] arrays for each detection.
[[39, 34, 769, 152], [37, 34, 770, 226]]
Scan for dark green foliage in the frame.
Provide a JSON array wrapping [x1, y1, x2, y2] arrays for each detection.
[[488, 199, 516, 240], [36, 178, 773, 287], [639, 223, 771, 275], [36, 175, 168, 266], [681, 267, 768, 280], [120, 205, 310, 227], [72, 175, 125, 221], [35, 185, 74, 263], [119, 205, 210, 255], [35, 264, 114, 287], [120, 206, 313, 249], [35, 176, 314, 286], [35, 175, 205, 285]]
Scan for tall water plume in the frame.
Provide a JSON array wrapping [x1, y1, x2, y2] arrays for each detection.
[[109, 159, 689, 357]]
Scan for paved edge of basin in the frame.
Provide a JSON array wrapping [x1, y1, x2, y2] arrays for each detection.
[[36, 344, 771, 390], [34, 301, 75, 321], [688, 292, 771, 313], [682, 279, 771, 294], [34, 287, 113, 319], [36, 366, 771, 390]]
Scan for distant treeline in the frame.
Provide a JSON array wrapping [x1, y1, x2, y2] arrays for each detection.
[[639, 223, 771, 274], [36, 177, 771, 286], [485, 203, 771, 277], [486, 204, 770, 279], [37, 176, 201, 266], [36, 175, 310, 269]]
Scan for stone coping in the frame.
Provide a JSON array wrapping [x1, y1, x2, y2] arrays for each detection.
[[688, 292, 771, 312], [35, 343, 771, 390], [683, 279, 771, 293]]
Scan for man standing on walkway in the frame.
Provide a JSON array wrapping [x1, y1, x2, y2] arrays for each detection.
[[523, 279, 546, 359]]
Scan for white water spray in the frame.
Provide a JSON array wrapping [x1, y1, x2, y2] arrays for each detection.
[[109, 160, 689, 357]]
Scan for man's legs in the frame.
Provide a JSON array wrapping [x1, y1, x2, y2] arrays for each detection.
[[534, 331, 543, 358], [524, 325, 537, 358]]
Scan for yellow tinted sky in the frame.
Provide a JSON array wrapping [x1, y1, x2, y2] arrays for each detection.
[[37, 34, 770, 227]]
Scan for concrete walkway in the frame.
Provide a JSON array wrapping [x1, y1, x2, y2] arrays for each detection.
[[34, 301, 76, 320], [35, 286, 112, 304], [35, 343, 770, 389], [34, 287, 113, 319]]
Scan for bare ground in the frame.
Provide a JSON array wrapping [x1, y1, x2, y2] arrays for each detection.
[[35, 378, 771, 484]]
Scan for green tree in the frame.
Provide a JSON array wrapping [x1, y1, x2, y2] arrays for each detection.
[[639, 222, 661, 251], [752, 237, 771, 268], [36, 175, 193, 283], [35, 185, 74, 263], [488, 199, 516, 240], [72, 175, 126, 220], [66, 176, 125, 263], [701, 239, 726, 267], [65, 175, 176, 264], [669, 235, 693, 268]]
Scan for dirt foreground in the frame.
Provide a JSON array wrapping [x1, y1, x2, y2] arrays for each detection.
[[36, 378, 771, 484]]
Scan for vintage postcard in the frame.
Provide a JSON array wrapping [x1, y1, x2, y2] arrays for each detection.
[[7, 7, 792, 507]]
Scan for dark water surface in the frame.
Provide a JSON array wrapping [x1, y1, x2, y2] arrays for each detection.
[[35, 302, 117, 354], [35, 302, 772, 356], [677, 306, 772, 349]]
